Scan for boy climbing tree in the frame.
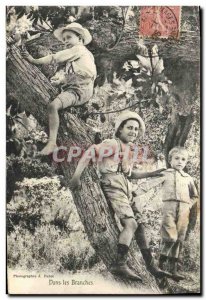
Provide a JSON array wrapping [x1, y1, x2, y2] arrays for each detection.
[[22, 22, 96, 155]]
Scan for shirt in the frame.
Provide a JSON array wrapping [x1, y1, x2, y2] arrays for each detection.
[[51, 45, 97, 79], [92, 139, 135, 176], [161, 168, 198, 204]]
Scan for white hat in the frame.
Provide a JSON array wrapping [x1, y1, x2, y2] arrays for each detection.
[[114, 111, 145, 138], [53, 22, 92, 45]]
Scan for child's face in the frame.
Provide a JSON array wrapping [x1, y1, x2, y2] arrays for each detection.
[[119, 120, 139, 143], [62, 30, 81, 48], [170, 151, 188, 171]]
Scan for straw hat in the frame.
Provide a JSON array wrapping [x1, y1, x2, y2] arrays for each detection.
[[53, 22, 92, 45], [114, 111, 145, 138]]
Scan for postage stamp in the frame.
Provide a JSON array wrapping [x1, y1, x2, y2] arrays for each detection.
[[139, 6, 181, 39]]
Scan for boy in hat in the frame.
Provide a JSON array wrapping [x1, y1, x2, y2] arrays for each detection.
[[158, 147, 198, 280], [70, 111, 171, 281], [22, 23, 96, 155]]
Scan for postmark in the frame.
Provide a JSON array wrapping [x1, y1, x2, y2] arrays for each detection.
[[139, 6, 181, 39]]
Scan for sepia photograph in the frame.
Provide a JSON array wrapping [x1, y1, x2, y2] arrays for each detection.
[[6, 5, 201, 295]]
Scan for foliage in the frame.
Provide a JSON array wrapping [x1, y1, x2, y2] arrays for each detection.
[[6, 6, 128, 31], [6, 156, 55, 201], [121, 43, 172, 112], [7, 225, 98, 272], [7, 93, 48, 157], [6, 93, 28, 155], [7, 176, 78, 231], [7, 176, 98, 271]]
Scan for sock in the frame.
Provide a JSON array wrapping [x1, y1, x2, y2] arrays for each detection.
[[159, 254, 168, 269], [135, 224, 149, 249], [117, 243, 129, 256], [140, 248, 153, 264], [159, 254, 168, 263]]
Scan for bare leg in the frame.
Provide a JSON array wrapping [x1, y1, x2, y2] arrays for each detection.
[[119, 218, 138, 246], [40, 99, 62, 155]]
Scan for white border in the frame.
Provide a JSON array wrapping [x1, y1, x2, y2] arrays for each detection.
[[1, 1, 205, 299]]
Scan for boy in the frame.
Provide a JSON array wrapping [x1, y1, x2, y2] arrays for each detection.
[[158, 147, 198, 280], [22, 23, 96, 155], [70, 111, 171, 281]]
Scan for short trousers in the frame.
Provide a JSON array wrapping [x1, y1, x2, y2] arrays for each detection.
[[56, 83, 93, 109], [161, 200, 191, 242], [54, 74, 94, 109], [100, 173, 142, 222]]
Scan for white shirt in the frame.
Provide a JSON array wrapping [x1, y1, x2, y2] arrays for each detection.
[[52, 45, 97, 79]]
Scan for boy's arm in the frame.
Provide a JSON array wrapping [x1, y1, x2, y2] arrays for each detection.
[[189, 178, 199, 201], [185, 178, 199, 238], [69, 145, 95, 189], [70, 138, 116, 189], [53, 46, 83, 63], [130, 168, 166, 180], [22, 45, 83, 65], [21, 49, 53, 65]]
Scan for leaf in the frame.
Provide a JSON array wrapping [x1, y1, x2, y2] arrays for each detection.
[[122, 61, 130, 71], [39, 17, 44, 25], [32, 17, 39, 26], [17, 9, 25, 19], [154, 58, 164, 75], [25, 110, 31, 117], [136, 78, 146, 82], [27, 11, 33, 19], [125, 78, 133, 87], [158, 82, 169, 94], [100, 113, 106, 123], [151, 44, 158, 56], [136, 41, 148, 56], [151, 83, 156, 94], [128, 60, 140, 69], [159, 106, 164, 114], [91, 103, 100, 110], [136, 55, 152, 72]]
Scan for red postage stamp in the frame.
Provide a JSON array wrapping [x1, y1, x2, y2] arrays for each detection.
[[139, 6, 181, 39]]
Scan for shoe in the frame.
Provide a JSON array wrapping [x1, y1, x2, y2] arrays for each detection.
[[111, 263, 142, 281], [141, 249, 174, 279], [169, 258, 185, 281], [111, 248, 142, 281]]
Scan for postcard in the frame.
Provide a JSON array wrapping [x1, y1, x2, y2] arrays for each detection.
[[6, 6, 201, 295]]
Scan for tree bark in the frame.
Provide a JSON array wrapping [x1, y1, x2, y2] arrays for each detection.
[[6, 41, 160, 293], [163, 113, 194, 164]]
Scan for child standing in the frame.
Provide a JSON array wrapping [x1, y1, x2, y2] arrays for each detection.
[[22, 23, 96, 155], [158, 147, 198, 280], [70, 111, 171, 281]]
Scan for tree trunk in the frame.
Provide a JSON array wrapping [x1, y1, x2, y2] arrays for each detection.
[[163, 112, 194, 164], [6, 41, 160, 293]]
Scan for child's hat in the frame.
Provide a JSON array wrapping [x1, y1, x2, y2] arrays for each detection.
[[53, 22, 92, 45], [114, 111, 145, 138]]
